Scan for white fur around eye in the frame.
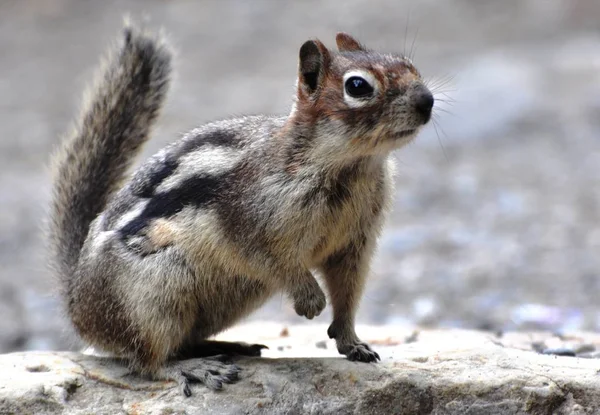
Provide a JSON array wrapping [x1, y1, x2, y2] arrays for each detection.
[[342, 70, 379, 108]]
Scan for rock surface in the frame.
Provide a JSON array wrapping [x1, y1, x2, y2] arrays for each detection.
[[2, 325, 600, 414], [3, 0, 600, 354]]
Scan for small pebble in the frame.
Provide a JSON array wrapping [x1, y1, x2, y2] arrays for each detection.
[[574, 343, 596, 354], [541, 348, 576, 357], [315, 340, 327, 349], [531, 342, 547, 353], [576, 351, 600, 359], [405, 330, 419, 344], [552, 331, 567, 340]]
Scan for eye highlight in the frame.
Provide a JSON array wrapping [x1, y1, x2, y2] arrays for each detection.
[[345, 76, 374, 98]]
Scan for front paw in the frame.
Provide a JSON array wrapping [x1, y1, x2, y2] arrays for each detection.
[[293, 288, 326, 319], [339, 341, 380, 363]]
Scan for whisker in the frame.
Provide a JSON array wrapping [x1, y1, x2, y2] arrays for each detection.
[[436, 92, 458, 102], [434, 109, 461, 122], [433, 98, 456, 106], [427, 75, 456, 92], [403, 9, 411, 58], [429, 84, 456, 94], [409, 26, 419, 61], [430, 87, 457, 95], [433, 107, 454, 115], [433, 93, 456, 101], [432, 118, 448, 161], [433, 74, 456, 86], [433, 107, 463, 122], [434, 118, 449, 142]]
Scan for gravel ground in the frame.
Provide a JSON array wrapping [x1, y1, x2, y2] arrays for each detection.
[[1, 0, 599, 352]]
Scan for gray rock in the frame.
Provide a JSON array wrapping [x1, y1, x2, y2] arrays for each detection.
[[541, 348, 577, 357], [2, 326, 600, 414]]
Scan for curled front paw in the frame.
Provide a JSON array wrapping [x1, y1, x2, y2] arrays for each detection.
[[340, 341, 380, 363], [293, 288, 326, 320]]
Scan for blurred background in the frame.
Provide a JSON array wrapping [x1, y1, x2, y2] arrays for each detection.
[[1, 0, 599, 353]]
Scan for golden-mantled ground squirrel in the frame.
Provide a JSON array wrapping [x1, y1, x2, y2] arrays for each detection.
[[48, 22, 433, 396]]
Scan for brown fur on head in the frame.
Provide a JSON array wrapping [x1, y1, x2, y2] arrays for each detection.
[[293, 33, 433, 159]]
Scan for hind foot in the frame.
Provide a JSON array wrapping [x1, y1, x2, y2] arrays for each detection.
[[161, 355, 241, 396]]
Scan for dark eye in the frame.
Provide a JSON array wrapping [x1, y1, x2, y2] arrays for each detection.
[[345, 76, 374, 98]]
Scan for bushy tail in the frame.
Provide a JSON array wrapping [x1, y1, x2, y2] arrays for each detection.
[[49, 23, 172, 279]]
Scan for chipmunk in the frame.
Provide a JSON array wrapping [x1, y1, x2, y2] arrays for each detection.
[[48, 22, 433, 396]]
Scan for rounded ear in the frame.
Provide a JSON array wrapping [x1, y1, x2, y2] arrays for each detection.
[[335, 32, 364, 52], [298, 39, 330, 96]]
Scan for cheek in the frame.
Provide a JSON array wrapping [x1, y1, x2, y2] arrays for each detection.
[[316, 88, 394, 135], [343, 106, 385, 136], [357, 111, 383, 132]]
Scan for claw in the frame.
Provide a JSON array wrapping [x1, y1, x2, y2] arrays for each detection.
[[345, 342, 380, 363], [223, 370, 239, 383], [207, 378, 223, 391], [164, 358, 244, 396], [248, 343, 268, 356], [182, 381, 191, 397]]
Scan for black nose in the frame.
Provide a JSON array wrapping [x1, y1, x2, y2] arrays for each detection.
[[413, 86, 434, 123]]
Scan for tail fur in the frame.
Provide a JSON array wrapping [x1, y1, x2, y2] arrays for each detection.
[[49, 23, 172, 280]]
